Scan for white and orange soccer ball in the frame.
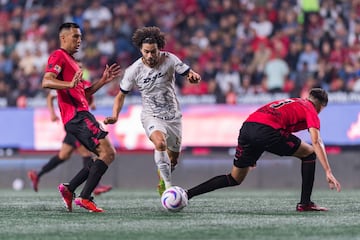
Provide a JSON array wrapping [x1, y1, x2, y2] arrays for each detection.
[[160, 186, 188, 212]]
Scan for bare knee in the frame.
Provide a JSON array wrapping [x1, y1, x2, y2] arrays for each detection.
[[102, 147, 115, 164], [97, 139, 116, 165], [153, 140, 167, 151]]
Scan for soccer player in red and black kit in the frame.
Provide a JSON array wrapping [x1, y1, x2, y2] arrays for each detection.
[[42, 22, 121, 212], [27, 85, 112, 196], [185, 88, 341, 211]]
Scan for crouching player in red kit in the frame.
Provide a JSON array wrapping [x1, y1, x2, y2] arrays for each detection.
[[185, 88, 341, 211]]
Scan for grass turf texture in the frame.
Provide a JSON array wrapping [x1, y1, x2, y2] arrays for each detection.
[[0, 189, 359, 240]]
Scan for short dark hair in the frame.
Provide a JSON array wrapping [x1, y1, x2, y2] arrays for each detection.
[[59, 22, 80, 34], [309, 88, 328, 106], [132, 26, 166, 49]]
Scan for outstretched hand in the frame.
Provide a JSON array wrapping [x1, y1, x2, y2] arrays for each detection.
[[326, 172, 341, 192], [101, 63, 122, 84], [104, 116, 117, 125], [187, 69, 201, 84], [70, 70, 82, 88], [50, 114, 59, 122]]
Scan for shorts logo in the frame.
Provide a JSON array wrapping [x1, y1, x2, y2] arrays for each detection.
[[149, 125, 154, 131]]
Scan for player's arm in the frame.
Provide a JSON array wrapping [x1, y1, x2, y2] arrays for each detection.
[[46, 92, 59, 122], [42, 71, 82, 89], [309, 127, 341, 192], [85, 63, 122, 98], [103, 91, 127, 125]]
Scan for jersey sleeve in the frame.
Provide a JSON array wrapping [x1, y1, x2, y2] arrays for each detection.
[[45, 50, 63, 76], [306, 109, 321, 130], [119, 66, 135, 93], [168, 52, 190, 75]]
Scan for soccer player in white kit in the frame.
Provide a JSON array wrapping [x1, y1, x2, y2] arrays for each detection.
[[104, 26, 201, 195]]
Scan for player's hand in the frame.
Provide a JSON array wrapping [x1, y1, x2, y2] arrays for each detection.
[[70, 70, 82, 88], [104, 116, 118, 125], [50, 114, 59, 122], [326, 172, 341, 192], [90, 102, 96, 110], [187, 70, 201, 84], [102, 63, 122, 84]]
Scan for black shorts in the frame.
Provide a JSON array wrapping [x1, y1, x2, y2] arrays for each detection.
[[63, 132, 81, 148], [233, 122, 301, 168], [64, 111, 108, 155]]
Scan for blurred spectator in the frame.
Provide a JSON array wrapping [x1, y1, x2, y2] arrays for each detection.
[[215, 61, 242, 97], [296, 41, 319, 73], [328, 38, 347, 70], [82, 0, 112, 30], [247, 40, 271, 85], [285, 40, 301, 81], [263, 51, 290, 93], [250, 9, 273, 38]]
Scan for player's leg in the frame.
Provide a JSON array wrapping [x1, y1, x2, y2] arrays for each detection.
[[166, 119, 182, 172], [156, 120, 182, 195], [75, 136, 115, 212], [292, 141, 327, 211], [28, 137, 75, 192], [76, 144, 93, 168], [77, 143, 113, 196], [64, 111, 115, 212], [267, 131, 326, 211], [151, 130, 172, 191], [186, 166, 249, 200], [187, 122, 261, 199]]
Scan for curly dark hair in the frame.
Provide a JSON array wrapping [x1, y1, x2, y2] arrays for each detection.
[[132, 26, 166, 49]]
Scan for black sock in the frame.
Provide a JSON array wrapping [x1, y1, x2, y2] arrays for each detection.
[[38, 155, 64, 178], [300, 160, 316, 204], [68, 159, 93, 193], [82, 156, 93, 167], [187, 174, 239, 199], [80, 159, 108, 199]]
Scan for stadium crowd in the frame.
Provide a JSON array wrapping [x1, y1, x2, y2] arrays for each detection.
[[0, 0, 360, 107]]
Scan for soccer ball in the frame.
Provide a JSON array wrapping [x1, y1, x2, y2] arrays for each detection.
[[161, 186, 188, 212]]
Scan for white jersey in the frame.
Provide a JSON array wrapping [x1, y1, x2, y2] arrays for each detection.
[[120, 51, 189, 120]]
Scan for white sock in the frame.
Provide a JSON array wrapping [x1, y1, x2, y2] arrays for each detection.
[[154, 150, 171, 188]]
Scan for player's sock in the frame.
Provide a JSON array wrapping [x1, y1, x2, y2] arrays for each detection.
[[300, 158, 316, 204], [187, 174, 238, 199], [82, 156, 93, 167], [37, 155, 64, 178], [79, 159, 108, 199], [154, 150, 171, 188], [68, 159, 93, 192]]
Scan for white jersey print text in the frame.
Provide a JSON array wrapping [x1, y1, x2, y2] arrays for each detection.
[[120, 52, 189, 120]]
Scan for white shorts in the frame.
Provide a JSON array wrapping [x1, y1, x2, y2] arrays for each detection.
[[141, 115, 182, 152]]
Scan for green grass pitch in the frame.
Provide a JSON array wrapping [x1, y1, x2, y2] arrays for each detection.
[[0, 188, 359, 240]]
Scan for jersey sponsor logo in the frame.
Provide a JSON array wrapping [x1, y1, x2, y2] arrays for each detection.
[[143, 72, 166, 84]]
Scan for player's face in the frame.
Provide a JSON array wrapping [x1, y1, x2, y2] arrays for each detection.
[[140, 43, 160, 68], [61, 28, 82, 55]]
